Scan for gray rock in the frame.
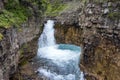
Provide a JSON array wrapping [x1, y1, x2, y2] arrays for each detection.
[[103, 8, 109, 14]]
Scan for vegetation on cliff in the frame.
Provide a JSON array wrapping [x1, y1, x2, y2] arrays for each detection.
[[0, 0, 67, 29], [0, 33, 3, 40], [108, 12, 120, 20], [0, 0, 44, 40], [43, 0, 66, 16], [0, 0, 28, 28]]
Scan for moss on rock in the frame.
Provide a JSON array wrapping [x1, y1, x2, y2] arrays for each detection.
[[0, 0, 30, 28], [108, 12, 120, 20], [41, 0, 67, 16], [0, 0, 44, 28], [0, 33, 3, 40]]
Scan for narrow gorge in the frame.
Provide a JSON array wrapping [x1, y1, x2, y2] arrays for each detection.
[[0, 0, 120, 80], [36, 20, 84, 80]]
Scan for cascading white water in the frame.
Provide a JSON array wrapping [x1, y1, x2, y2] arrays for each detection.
[[37, 20, 84, 80], [39, 20, 55, 47]]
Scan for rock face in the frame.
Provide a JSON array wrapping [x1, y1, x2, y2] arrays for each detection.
[[55, 24, 82, 46], [0, 17, 41, 80], [79, 1, 120, 80], [0, 0, 4, 10], [9, 37, 41, 80], [0, 1, 42, 80], [55, 0, 120, 80]]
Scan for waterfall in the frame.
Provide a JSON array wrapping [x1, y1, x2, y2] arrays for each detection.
[[37, 20, 84, 80], [38, 20, 55, 47]]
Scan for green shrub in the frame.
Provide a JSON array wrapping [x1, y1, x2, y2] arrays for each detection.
[[41, 0, 66, 16], [0, 0, 29, 28], [0, 0, 66, 28], [0, 9, 27, 28]]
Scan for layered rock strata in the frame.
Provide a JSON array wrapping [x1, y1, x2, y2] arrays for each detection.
[[55, 1, 120, 80]]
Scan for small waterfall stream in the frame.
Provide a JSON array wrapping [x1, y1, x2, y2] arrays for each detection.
[[37, 20, 84, 80]]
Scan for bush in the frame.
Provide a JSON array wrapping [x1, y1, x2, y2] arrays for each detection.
[[0, 0, 30, 28]]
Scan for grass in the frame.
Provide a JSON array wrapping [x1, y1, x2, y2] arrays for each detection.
[[0, 33, 3, 40], [0, 0, 67, 28], [0, 0, 30, 28], [0, 10, 27, 28], [107, 12, 120, 20], [41, 0, 66, 16], [45, 4, 66, 16]]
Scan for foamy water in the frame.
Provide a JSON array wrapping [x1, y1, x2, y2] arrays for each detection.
[[37, 20, 84, 80]]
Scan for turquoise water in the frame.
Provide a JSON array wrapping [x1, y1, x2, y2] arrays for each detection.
[[58, 44, 80, 52]]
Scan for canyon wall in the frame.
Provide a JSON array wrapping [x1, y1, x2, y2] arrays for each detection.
[[55, 0, 120, 80], [0, 18, 40, 80], [0, 0, 42, 79], [79, 1, 120, 80], [0, 0, 120, 80]]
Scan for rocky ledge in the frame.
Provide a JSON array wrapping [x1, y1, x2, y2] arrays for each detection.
[[54, 0, 120, 80]]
